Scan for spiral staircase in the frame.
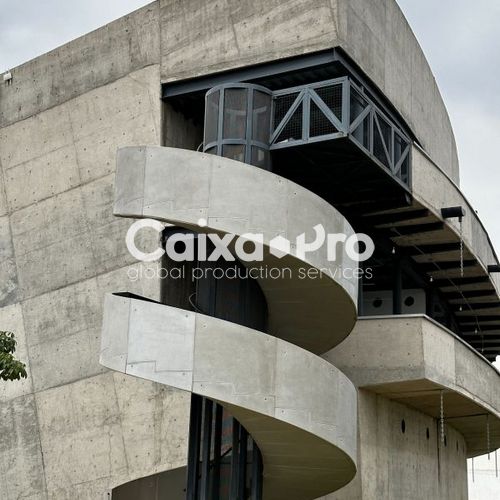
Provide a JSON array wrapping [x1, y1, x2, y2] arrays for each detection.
[[100, 145, 360, 499]]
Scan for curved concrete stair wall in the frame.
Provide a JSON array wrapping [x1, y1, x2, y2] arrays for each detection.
[[114, 146, 358, 354], [101, 293, 357, 499], [100, 145, 361, 498]]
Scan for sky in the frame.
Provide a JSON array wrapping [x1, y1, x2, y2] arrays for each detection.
[[0, 0, 499, 498]]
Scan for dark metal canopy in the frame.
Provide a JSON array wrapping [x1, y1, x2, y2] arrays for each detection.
[[163, 48, 500, 363]]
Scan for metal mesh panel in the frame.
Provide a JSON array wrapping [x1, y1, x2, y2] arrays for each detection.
[[273, 93, 299, 130], [204, 84, 271, 169], [223, 88, 247, 139], [204, 90, 219, 144], [351, 114, 370, 150], [399, 155, 410, 184], [394, 132, 410, 183], [222, 144, 246, 162], [315, 84, 343, 120], [373, 122, 390, 169], [252, 91, 271, 143], [377, 113, 392, 154], [373, 113, 392, 169], [394, 132, 409, 165], [350, 88, 368, 123], [203, 79, 410, 186], [251, 147, 270, 169], [275, 102, 303, 143], [309, 100, 338, 137]]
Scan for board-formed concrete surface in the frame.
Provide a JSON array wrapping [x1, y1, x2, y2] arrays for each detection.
[[0, 3, 160, 128], [0, 64, 195, 498], [158, 0, 460, 184], [114, 146, 358, 354], [1, 1, 459, 183], [101, 293, 357, 499], [322, 391, 469, 500]]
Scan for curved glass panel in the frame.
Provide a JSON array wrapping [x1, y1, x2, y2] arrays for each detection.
[[252, 90, 271, 143]]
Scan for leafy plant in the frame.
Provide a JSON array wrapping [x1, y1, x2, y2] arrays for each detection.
[[0, 331, 27, 381]]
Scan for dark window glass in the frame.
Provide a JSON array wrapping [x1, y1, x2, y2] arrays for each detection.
[[187, 396, 263, 500]]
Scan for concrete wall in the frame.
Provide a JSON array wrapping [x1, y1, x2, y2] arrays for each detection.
[[0, 3, 160, 128], [159, 0, 460, 183], [0, 62, 193, 498], [1, 0, 459, 184], [323, 391, 468, 500], [324, 315, 500, 457]]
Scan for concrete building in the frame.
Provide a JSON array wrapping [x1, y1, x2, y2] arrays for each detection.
[[0, 1, 499, 499]]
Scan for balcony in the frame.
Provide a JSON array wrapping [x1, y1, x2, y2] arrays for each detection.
[[271, 77, 411, 187], [324, 315, 500, 457], [353, 147, 500, 363]]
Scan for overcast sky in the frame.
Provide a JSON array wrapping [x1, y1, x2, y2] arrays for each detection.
[[0, 0, 499, 497]]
